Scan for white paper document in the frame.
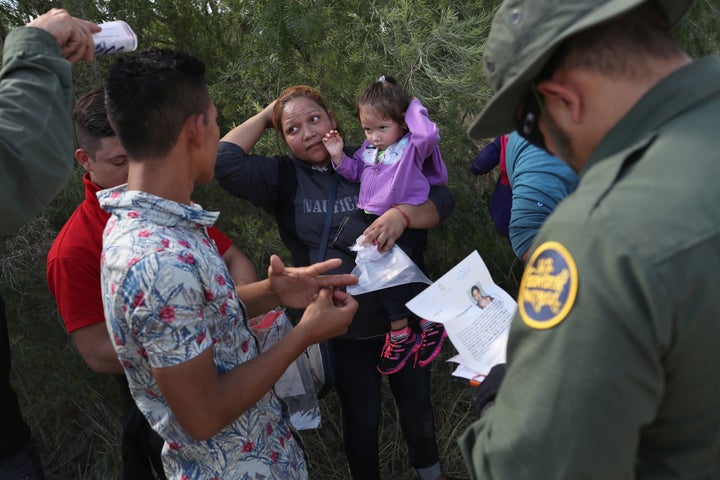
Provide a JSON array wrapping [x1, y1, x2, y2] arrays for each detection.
[[406, 251, 517, 382]]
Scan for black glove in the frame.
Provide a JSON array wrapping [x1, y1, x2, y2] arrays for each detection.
[[471, 363, 506, 418]]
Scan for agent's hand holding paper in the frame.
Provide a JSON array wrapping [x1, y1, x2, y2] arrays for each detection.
[[406, 251, 517, 382]]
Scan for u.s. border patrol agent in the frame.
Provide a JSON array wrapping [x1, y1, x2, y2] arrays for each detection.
[[458, 0, 720, 478]]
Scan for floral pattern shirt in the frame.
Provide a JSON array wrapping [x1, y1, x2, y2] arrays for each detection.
[[99, 187, 307, 479]]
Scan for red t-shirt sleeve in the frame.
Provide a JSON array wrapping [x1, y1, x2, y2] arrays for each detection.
[[207, 226, 232, 255], [47, 256, 105, 333]]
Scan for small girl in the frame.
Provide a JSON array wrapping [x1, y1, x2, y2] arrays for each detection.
[[323, 75, 448, 374]]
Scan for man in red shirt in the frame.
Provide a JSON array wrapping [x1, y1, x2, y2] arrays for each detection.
[[46, 87, 257, 479]]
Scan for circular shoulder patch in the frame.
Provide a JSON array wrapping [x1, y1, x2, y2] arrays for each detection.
[[518, 241, 578, 329]]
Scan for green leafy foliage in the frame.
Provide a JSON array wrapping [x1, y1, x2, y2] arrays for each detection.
[[0, 0, 718, 477]]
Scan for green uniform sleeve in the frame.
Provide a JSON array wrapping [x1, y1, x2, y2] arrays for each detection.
[[0, 26, 74, 235], [459, 213, 668, 479]]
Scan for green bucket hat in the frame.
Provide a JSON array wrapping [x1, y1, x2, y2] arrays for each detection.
[[468, 0, 695, 140]]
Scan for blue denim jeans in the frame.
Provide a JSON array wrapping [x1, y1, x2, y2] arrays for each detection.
[[331, 336, 440, 479]]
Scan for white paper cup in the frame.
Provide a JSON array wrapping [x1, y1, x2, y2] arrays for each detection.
[[93, 21, 137, 56]]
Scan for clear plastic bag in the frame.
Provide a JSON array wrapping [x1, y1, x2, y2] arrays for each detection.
[[251, 309, 321, 430], [347, 235, 432, 295]]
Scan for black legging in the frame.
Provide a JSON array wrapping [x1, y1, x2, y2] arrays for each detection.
[[331, 335, 439, 479], [116, 374, 167, 480], [0, 293, 44, 478]]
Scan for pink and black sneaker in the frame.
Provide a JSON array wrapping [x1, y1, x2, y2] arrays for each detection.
[[377, 330, 422, 374], [416, 321, 447, 367]]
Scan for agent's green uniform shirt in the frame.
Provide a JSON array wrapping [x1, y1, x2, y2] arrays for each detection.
[[0, 25, 75, 461], [0, 26, 74, 235], [460, 56, 720, 479]]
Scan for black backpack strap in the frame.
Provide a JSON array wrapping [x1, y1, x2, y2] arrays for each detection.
[[315, 173, 340, 263]]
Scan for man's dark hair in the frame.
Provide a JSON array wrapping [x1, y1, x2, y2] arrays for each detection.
[[553, 1, 684, 81], [357, 75, 411, 126], [105, 48, 210, 160], [73, 86, 114, 157]]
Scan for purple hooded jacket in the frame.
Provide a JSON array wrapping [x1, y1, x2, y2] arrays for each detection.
[[334, 97, 448, 215]]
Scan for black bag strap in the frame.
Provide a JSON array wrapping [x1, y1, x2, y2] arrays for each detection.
[[314, 173, 340, 399], [316, 173, 340, 263]]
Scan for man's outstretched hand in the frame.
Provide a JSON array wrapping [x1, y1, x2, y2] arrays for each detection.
[[295, 287, 357, 344], [267, 255, 358, 309]]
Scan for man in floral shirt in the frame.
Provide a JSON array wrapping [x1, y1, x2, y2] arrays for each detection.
[[100, 48, 358, 479]]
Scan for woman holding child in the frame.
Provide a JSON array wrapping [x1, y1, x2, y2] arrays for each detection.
[[214, 85, 454, 480]]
